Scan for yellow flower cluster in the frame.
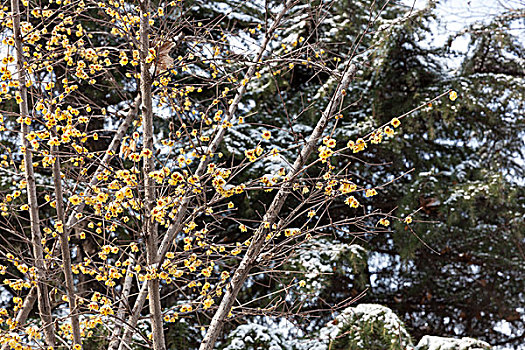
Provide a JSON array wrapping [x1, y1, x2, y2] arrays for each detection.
[[339, 181, 357, 194], [379, 218, 390, 226], [345, 196, 360, 208], [365, 188, 378, 197], [347, 138, 367, 153], [245, 145, 264, 162], [318, 145, 334, 162]]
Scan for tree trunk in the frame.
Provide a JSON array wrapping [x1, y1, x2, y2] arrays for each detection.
[[139, 0, 165, 349], [51, 138, 82, 347], [10, 0, 55, 346]]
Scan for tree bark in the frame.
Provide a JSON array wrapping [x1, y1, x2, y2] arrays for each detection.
[[117, 283, 148, 350], [139, 0, 165, 349], [10, 0, 55, 346], [108, 254, 136, 350], [51, 139, 82, 347]]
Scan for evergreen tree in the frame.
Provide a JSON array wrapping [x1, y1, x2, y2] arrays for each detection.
[[217, 0, 524, 348]]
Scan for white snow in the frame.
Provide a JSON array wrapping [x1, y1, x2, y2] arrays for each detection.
[[416, 335, 491, 350]]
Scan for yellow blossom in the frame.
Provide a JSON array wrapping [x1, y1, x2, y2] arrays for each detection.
[[203, 298, 214, 309], [69, 195, 82, 205], [384, 126, 394, 137], [339, 181, 357, 194], [391, 118, 401, 128], [379, 218, 390, 226], [345, 196, 360, 208], [365, 188, 377, 197], [323, 136, 336, 148], [54, 220, 64, 233], [261, 130, 271, 140]]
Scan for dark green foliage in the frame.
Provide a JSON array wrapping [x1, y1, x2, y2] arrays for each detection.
[[81, 324, 111, 350], [164, 320, 203, 350], [218, 0, 525, 347], [331, 318, 408, 350]]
